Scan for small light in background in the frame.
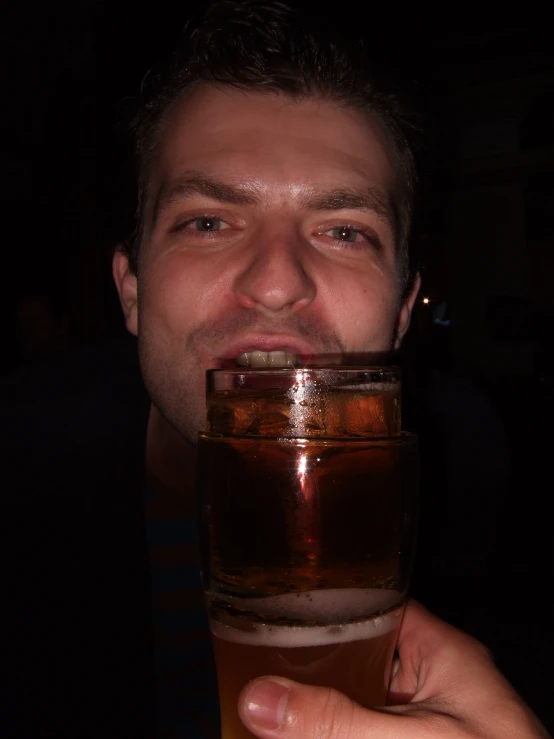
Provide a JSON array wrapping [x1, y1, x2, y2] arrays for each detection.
[[422, 297, 430, 304]]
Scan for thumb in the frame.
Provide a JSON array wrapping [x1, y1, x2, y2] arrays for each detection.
[[238, 676, 420, 739]]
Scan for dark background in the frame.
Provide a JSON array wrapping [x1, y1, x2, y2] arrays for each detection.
[[3, 0, 553, 732]]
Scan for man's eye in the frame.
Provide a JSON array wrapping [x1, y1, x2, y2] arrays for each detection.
[[188, 217, 225, 232], [325, 226, 366, 243]]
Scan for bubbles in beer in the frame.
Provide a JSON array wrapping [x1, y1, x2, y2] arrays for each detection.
[[209, 588, 403, 648], [206, 385, 400, 437], [213, 587, 401, 623]]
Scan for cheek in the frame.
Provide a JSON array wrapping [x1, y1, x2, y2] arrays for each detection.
[[139, 253, 231, 331], [323, 271, 399, 349]]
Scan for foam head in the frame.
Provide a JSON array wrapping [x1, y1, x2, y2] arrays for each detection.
[[210, 588, 404, 648]]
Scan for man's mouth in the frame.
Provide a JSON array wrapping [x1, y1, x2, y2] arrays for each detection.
[[218, 338, 315, 369], [217, 335, 343, 369], [235, 350, 299, 368]]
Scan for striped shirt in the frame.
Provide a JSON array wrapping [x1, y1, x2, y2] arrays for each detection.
[[144, 475, 220, 737]]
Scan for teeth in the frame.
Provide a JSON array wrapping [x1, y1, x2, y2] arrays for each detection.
[[235, 351, 299, 368], [268, 351, 289, 368]]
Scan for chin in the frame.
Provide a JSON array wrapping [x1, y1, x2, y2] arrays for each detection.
[[173, 409, 206, 446]]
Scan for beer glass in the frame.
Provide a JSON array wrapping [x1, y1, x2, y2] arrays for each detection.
[[197, 367, 418, 739]]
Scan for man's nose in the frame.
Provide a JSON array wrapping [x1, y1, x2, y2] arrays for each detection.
[[233, 230, 316, 314]]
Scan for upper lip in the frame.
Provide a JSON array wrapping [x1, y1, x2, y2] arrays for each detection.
[[218, 336, 319, 361]]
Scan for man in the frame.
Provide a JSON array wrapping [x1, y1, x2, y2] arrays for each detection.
[[3, 1, 549, 737]]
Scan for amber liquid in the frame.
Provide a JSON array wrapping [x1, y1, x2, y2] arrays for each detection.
[[197, 433, 417, 739], [198, 437, 417, 596], [206, 384, 401, 438], [211, 603, 402, 739]]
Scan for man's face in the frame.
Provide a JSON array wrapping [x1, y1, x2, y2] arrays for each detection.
[[114, 86, 419, 443]]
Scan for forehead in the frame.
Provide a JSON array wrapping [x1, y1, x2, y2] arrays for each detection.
[[151, 85, 395, 198]]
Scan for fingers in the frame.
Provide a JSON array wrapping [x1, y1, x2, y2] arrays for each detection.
[[238, 676, 430, 739], [392, 600, 499, 703]]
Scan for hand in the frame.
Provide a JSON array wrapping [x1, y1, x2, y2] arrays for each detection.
[[238, 600, 550, 738]]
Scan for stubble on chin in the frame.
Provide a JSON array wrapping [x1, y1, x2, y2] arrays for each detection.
[[138, 330, 208, 446]]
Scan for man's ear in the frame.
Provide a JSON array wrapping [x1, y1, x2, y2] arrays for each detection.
[[394, 272, 421, 350], [112, 247, 138, 336]]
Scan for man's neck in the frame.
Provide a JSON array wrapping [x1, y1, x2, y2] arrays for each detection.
[[145, 404, 196, 500]]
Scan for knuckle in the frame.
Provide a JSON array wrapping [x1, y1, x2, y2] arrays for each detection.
[[462, 633, 494, 664], [474, 640, 496, 665], [419, 710, 466, 737], [316, 688, 356, 739]]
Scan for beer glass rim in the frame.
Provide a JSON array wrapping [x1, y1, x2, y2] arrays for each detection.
[[207, 366, 400, 379], [198, 430, 417, 443]]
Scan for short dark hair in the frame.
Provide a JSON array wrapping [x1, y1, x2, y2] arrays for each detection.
[[126, 1, 423, 288]]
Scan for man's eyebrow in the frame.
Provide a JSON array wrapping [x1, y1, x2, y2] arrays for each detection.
[[152, 172, 259, 223], [152, 174, 395, 232], [301, 187, 395, 231]]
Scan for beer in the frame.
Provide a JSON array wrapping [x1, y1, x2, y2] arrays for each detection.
[[210, 591, 403, 739], [198, 437, 417, 597], [197, 435, 417, 738], [196, 368, 418, 738], [206, 378, 401, 439]]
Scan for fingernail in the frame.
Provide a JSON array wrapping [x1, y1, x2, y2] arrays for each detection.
[[244, 678, 290, 730]]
